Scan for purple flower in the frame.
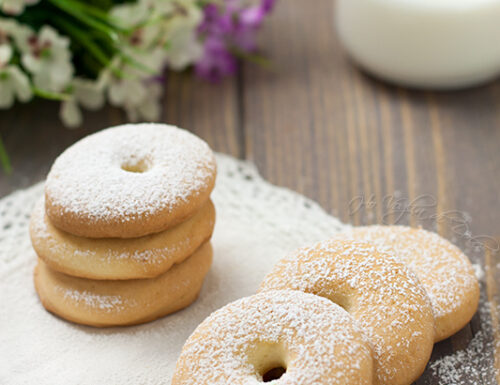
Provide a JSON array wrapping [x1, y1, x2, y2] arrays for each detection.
[[240, 0, 274, 28], [195, 37, 237, 82], [195, 0, 276, 81]]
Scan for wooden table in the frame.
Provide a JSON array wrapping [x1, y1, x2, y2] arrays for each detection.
[[1, 1, 499, 383]]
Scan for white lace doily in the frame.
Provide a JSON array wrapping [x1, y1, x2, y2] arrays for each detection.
[[0, 153, 349, 385]]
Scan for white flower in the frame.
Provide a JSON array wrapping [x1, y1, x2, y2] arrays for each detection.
[[140, 0, 199, 19], [104, 1, 204, 123], [162, 0, 203, 32], [108, 77, 146, 108], [133, 81, 162, 121], [0, 0, 39, 15], [166, 29, 202, 70], [0, 44, 12, 66], [60, 78, 106, 128], [150, 0, 203, 69], [0, 17, 33, 51], [111, 2, 151, 28], [73, 77, 106, 110], [107, 76, 162, 122], [0, 65, 32, 108], [21, 26, 74, 93], [0, 21, 33, 108], [59, 98, 81, 128], [111, 0, 202, 71], [101, 56, 162, 123]]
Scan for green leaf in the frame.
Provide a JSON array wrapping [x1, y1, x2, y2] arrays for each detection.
[[53, 16, 112, 67], [47, 0, 120, 42], [0, 135, 12, 175], [60, 0, 131, 33], [69, 1, 122, 25]]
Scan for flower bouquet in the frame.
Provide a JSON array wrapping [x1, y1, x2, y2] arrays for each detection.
[[0, 0, 275, 171]]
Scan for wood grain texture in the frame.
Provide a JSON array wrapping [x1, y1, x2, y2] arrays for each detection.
[[163, 72, 242, 158], [0, 0, 499, 383]]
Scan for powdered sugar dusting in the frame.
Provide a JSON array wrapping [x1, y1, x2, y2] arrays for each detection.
[[30, 197, 214, 277], [260, 240, 434, 384], [174, 290, 372, 385], [58, 287, 137, 312], [472, 263, 484, 281], [336, 226, 479, 321], [429, 288, 499, 384], [45, 123, 216, 235], [31, 198, 190, 264]]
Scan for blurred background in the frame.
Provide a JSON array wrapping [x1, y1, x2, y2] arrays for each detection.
[[1, 0, 498, 235]]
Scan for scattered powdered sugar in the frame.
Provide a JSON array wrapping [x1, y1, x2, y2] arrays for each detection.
[[429, 289, 500, 384], [174, 290, 372, 384], [260, 240, 434, 384], [472, 263, 484, 281], [45, 123, 216, 229], [430, 332, 494, 383]]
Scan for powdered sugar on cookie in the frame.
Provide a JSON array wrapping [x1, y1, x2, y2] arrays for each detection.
[[30, 197, 215, 279], [260, 240, 435, 385], [58, 287, 137, 312], [44, 123, 216, 238], [173, 290, 373, 385], [336, 226, 480, 341]]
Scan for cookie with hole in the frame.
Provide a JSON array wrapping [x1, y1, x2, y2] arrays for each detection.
[[30, 197, 215, 280], [172, 290, 373, 385], [259, 240, 435, 385], [334, 225, 480, 342], [44, 123, 217, 239], [34, 242, 213, 327]]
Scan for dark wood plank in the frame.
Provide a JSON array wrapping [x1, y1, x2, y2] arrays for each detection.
[[0, 73, 241, 196], [241, 0, 500, 383], [163, 72, 242, 158]]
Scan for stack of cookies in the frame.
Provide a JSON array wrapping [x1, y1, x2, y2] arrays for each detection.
[[30, 123, 217, 327]]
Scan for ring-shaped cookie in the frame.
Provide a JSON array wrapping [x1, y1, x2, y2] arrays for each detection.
[[336, 225, 479, 342], [34, 242, 213, 327], [45, 123, 217, 238], [30, 197, 215, 280], [260, 240, 435, 385], [172, 290, 373, 385]]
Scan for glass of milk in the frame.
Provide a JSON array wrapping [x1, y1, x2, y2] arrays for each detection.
[[335, 0, 500, 89]]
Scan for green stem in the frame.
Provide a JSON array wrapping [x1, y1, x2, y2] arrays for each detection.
[[230, 46, 273, 69], [47, 0, 120, 42], [53, 17, 111, 67], [64, 0, 125, 29], [32, 87, 71, 101], [0, 135, 12, 175], [52, 17, 126, 78], [120, 52, 157, 76]]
